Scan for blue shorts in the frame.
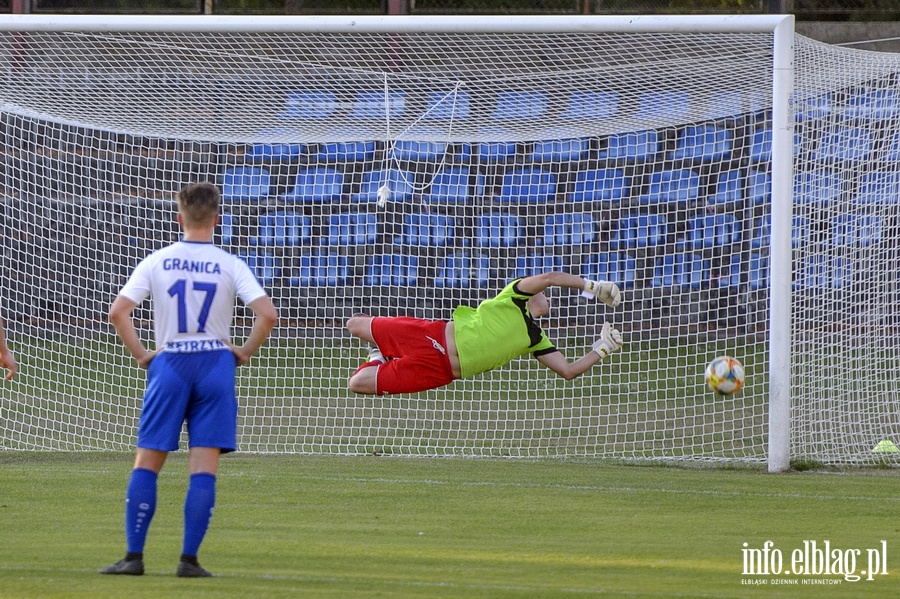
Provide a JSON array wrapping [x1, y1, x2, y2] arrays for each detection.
[[137, 350, 238, 453]]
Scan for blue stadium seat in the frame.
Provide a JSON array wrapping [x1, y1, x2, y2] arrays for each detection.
[[652, 253, 705, 289], [638, 169, 700, 206], [609, 213, 667, 250], [878, 131, 900, 163], [671, 124, 733, 162], [598, 130, 660, 162], [435, 252, 492, 289], [239, 250, 278, 286], [351, 168, 416, 204], [571, 168, 629, 203], [529, 138, 590, 163], [222, 166, 272, 202], [635, 91, 690, 122], [751, 213, 808, 250], [498, 167, 557, 204], [746, 169, 770, 206], [251, 211, 311, 247], [492, 91, 547, 120], [290, 251, 350, 287], [475, 128, 518, 163], [423, 90, 471, 121], [844, 88, 900, 121], [794, 93, 832, 122], [279, 90, 337, 120], [474, 212, 523, 248], [748, 128, 772, 163], [219, 212, 235, 246], [855, 171, 900, 205], [512, 252, 565, 279], [364, 254, 419, 286], [351, 90, 406, 119], [424, 166, 472, 204], [563, 91, 618, 120], [580, 252, 636, 289], [313, 141, 377, 163], [683, 214, 741, 250], [708, 170, 744, 207], [391, 140, 447, 162], [831, 213, 883, 248], [794, 255, 853, 290], [395, 213, 454, 247], [321, 211, 378, 246], [282, 166, 344, 203], [749, 253, 769, 290], [813, 125, 874, 162], [794, 169, 842, 207], [540, 213, 596, 247], [245, 142, 304, 162]]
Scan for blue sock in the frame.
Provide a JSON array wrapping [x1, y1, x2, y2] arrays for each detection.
[[124, 468, 158, 555], [182, 472, 216, 557]]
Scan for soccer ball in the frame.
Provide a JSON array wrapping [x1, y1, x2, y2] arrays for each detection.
[[704, 356, 745, 395]]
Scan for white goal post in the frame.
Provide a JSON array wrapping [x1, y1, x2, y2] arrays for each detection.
[[0, 13, 887, 471]]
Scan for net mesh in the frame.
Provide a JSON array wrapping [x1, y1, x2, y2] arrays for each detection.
[[0, 23, 893, 465]]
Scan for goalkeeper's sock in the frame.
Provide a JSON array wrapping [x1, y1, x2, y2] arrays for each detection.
[[124, 468, 158, 554], [182, 472, 216, 557]]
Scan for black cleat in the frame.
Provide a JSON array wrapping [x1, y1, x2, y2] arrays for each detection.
[[100, 558, 145, 575], [176, 560, 213, 578]]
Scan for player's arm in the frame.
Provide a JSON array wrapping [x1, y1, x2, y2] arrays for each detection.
[[109, 295, 157, 369], [516, 271, 621, 307], [228, 295, 277, 366], [0, 318, 17, 380], [534, 322, 623, 380]]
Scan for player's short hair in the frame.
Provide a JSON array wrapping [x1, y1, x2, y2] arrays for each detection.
[[177, 181, 220, 227]]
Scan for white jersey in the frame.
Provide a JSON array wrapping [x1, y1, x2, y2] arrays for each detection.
[[119, 240, 268, 352]]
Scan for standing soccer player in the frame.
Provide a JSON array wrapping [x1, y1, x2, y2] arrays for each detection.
[[101, 182, 277, 578]]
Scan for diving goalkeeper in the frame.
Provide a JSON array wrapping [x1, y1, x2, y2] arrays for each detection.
[[347, 271, 623, 395]]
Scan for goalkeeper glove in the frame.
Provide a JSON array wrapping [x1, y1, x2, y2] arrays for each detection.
[[581, 279, 622, 308], [592, 322, 623, 359]]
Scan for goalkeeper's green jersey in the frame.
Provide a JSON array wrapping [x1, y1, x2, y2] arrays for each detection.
[[451, 279, 556, 379]]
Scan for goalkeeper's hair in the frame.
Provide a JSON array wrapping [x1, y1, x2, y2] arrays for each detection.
[[176, 181, 221, 227]]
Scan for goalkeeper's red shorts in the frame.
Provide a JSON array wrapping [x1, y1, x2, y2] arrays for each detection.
[[370, 316, 456, 394]]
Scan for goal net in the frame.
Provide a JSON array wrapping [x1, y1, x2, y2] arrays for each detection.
[[0, 15, 892, 467]]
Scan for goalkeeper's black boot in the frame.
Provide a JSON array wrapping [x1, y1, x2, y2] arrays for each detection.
[[100, 556, 145, 575], [177, 556, 213, 578]]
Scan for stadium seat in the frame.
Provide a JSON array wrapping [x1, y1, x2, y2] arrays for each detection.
[[423, 90, 471, 121], [608, 213, 667, 250], [708, 169, 744, 207], [854, 171, 900, 205], [512, 252, 565, 279], [751, 213, 809, 250], [637, 169, 700, 206], [434, 252, 492, 289], [635, 91, 690, 122], [423, 166, 472, 204], [498, 167, 558, 204], [813, 125, 874, 162], [474, 212, 523, 248], [844, 88, 900, 121], [598, 130, 660, 162], [278, 90, 337, 120], [492, 91, 548, 120], [580, 252, 636, 289], [878, 131, 900, 163], [239, 250, 278, 286], [749, 253, 769, 290], [684, 214, 741, 250], [563, 91, 618, 120], [529, 138, 590, 163], [321, 211, 378, 246], [794, 255, 853, 290], [475, 127, 519, 163], [571, 168, 630, 203], [290, 251, 350, 287], [746, 169, 770, 206], [222, 166, 272, 202], [364, 253, 419, 286], [351, 90, 406, 119], [282, 166, 344, 203], [651, 253, 705, 289], [831, 213, 882, 248], [390, 139, 448, 163], [313, 141, 376, 163], [794, 169, 842, 207], [671, 124, 733, 162], [251, 211, 311, 247], [540, 212, 596, 247], [395, 213, 454, 247], [243, 127, 304, 162], [219, 212, 235, 246], [794, 92, 832, 122], [748, 128, 772, 163], [351, 168, 416, 204]]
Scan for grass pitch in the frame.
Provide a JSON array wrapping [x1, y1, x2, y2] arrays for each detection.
[[1, 452, 899, 598]]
